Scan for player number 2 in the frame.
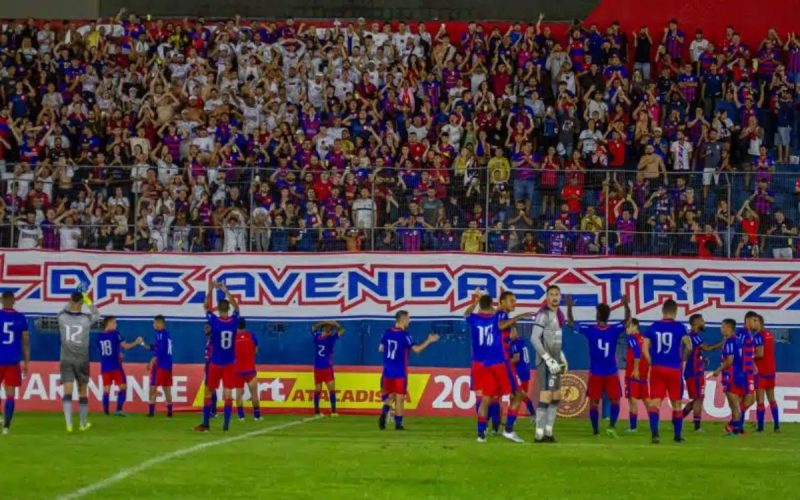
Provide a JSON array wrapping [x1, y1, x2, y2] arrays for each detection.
[[1, 322, 14, 345], [386, 339, 398, 359], [100, 340, 112, 356], [655, 331, 673, 354], [220, 331, 233, 350], [597, 339, 610, 358]]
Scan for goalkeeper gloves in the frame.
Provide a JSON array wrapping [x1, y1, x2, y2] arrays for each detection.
[[542, 352, 561, 375], [82, 292, 93, 306]]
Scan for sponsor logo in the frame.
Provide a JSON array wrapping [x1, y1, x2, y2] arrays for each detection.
[[558, 373, 589, 418]]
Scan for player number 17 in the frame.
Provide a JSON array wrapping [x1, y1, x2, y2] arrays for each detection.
[[386, 339, 398, 360]]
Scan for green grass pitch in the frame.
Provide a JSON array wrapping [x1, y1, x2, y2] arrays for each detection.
[[2, 413, 797, 499]]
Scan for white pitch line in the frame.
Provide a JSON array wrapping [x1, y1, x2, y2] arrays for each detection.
[[57, 415, 321, 500]]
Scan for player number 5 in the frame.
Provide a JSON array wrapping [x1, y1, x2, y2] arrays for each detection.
[[2, 322, 14, 345]]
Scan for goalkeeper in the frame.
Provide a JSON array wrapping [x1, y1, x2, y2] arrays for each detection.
[[530, 285, 567, 443]]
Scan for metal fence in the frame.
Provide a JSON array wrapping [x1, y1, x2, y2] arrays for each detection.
[[2, 162, 798, 257]]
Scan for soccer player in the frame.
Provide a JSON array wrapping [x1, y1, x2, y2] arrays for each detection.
[[642, 299, 688, 444], [234, 318, 261, 421], [466, 293, 523, 443], [58, 291, 100, 432], [145, 315, 174, 418], [624, 319, 648, 432], [378, 310, 439, 430], [195, 281, 240, 432], [712, 319, 741, 435], [530, 285, 567, 443], [753, 314, 779, 432], [493, 291, 536, 431], [97, 316, 143, 416], [733, 311, 758, 433], [0, 291, 30, 434], [680, 314, 721, 431], [311, 320, 344, 416], [202, 324, 218, 418], [566, 295, 631, 437], [508, 328, 535, 418]]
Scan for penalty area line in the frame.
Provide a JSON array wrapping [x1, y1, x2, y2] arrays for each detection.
[[56, 415, 322, 499]]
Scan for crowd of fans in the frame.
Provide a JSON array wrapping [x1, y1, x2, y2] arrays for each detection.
[[0, 10, 799, 257]]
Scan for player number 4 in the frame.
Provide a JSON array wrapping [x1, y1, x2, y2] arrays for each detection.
[[597, 338, 610, 358], [2, 322, 14, 345]]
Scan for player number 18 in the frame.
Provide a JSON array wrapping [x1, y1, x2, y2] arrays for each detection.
[[100, 339, 112, 356], [655, 331, 673, 354], [477, 325, 494, 346]]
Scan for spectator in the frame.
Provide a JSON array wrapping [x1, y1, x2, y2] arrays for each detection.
[[764, 210, 796, 258]]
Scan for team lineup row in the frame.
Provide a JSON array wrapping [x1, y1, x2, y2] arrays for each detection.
[[0, 283, 781, 440]]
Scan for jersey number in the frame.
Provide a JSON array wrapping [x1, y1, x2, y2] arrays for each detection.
[[2, 322, 14, 345], [317, 345, 326, 357], [522, 346, 530, 364], [100, 339, 112, 356], [654, 331, 673, 354], [386, 339, 398, 360], [66, 325, 84, 343], [477, 325, 494, 346], [220, 331, 233, 350], [597, 339, 610, 358]]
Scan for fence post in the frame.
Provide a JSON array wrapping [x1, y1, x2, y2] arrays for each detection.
[[604, 170, 610, 255], [370, 175, 376, 251], [249, 166, 255, 252], [727, 174, 732, 258], [484, 165, 491, 253]]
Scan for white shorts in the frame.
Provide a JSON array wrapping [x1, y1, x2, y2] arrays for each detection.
[[702, 168, 717, 186]]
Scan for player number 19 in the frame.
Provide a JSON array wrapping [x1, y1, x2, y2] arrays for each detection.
[[2, 322, 14, 345], [655, 331, 673, 354]]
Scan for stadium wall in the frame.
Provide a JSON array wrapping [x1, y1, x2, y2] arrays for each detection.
[[1, 0, 99, 19], [4, 250, 799, 418]]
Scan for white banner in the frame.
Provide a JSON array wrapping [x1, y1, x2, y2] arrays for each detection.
[[2, 250, 800, 324]]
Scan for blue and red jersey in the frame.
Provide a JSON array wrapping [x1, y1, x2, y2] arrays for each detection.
[[645, 319, 687, 369], [625, 332, 649, 378], [736, 329, 756, 377], [467, 312, 504, 366], [509, 337, 531, 381], [151, 329, 173, 371], [722, 336, 738, 387], [496, 310, 512, 359], [206, 311, 240, 366], [684, 332, 705, 378], [753, 329, 776, 376], [98, 330, 124, 373], [0, 308, 27, 365], [234, 330, 258, 374], [579, 323, 625, 376], [313, 328, 340, 369], [381, 327, 415, 379]]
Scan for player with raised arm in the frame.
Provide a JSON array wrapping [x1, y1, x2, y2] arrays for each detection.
[[642, 299, 688, 444], [143, 316, 174, 418], [680, 314, 722, 431], [712, 319, 740, 435], [753, 314, 779, 432], [58, 290, 100, 432], [624, 319, 648, 432], [195, 281, 240, 432], [508, 328, 535, 419], [378, 310, 439, 431], [466, 293, 523, 443], [530, 285, 567, 443], [97, 316, 143, 416], [311, 320, 345, 416], [567, 295, 631, 437], [234, 318, 261, 421], [202, 324, 218, 418], [0, 291, 30, 434]]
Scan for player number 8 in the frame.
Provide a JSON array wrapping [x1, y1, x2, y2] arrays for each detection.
[[221, 330, 233, 349]]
